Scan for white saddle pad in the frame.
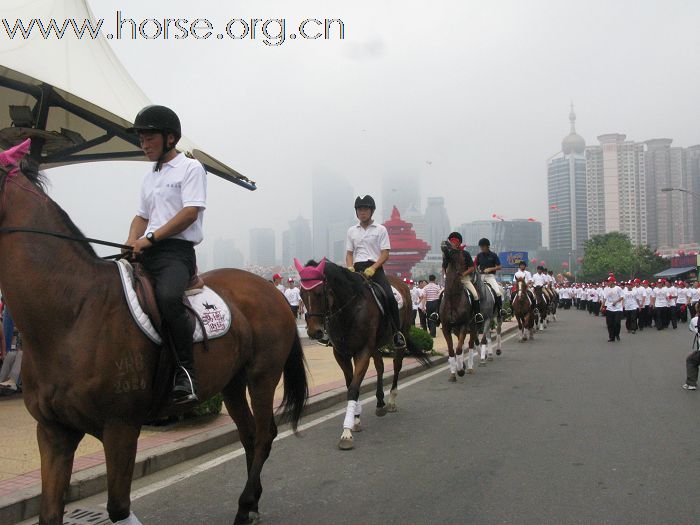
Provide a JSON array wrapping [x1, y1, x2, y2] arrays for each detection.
[[115, 259, 231, 345]]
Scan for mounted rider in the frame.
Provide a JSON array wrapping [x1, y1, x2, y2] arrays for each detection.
[[442, 231, 483, 322], [346, 195, 406, 350], [531, 266, 549, 304], [511, 259, 536, 304], [125, 105, 206, 405], [474, 238, 506, 317]]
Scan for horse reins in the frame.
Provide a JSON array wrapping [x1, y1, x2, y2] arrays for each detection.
[[0, 227, 133, 260]]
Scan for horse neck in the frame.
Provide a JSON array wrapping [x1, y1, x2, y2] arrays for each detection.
[[443, 258, 463, 293], [0, 177, 103, 329]]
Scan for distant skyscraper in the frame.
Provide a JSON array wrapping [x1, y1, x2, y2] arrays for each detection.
[[686, 145, 700, 244], [282, 215, 313, 266], [460, 220, 542, 253], [249, 228, 275, 266], [312, 172, 355, 262], [547, 103, 587, 252], [644, 138, 690, 248], [424, 197, 450, 255], [213, 238, 244, 268], [403, 203, 428, 244], [382, 173, 420, 221], [585, 134, 647, 246]]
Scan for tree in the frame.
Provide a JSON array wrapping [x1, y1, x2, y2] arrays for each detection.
[[581, 232, 666, 282]]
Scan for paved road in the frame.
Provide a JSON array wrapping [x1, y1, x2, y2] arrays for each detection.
[[53, 310, 700, 524]]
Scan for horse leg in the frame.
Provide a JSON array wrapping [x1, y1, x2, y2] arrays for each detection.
[[102, 423, 142, 525], [37, 422, 84, 525], [495, 321, 502, 356], [479, 332, 487, 365], [339, 351, 371, 450], [387, 347, 405, 412], [373, 352, 387, 417], [456, 329, 467, 377], [443, 324, 457, 383], [223, 373, 255, 474], [233, 373, 280, 524], [467, 338, 475, 373]]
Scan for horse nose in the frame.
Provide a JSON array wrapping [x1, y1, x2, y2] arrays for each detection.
[[307, 329, 324, 340]]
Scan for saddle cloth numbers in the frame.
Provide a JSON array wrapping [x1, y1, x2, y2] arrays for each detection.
[[115, 259, 231, 344]]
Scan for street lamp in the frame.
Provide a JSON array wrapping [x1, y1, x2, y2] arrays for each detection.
[[661, 187, 700, 200]]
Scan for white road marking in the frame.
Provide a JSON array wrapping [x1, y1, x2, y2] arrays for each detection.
[[130, 331, 518, 501]]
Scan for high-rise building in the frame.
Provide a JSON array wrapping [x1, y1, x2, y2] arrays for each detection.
[[686, 145, 700, 244], [249, 228, 275, 266], [402, 203, 429, 244], [585, 133, 647, 245], [312, 172, 355, 263], [382, 174, 420, 221], [424, 196, 450, 255], [213, 238, 244, 269], [547, 103, 587, 252], [644, 138, 691, 248], [282, 215, 313, 266], [460, 220, 542, 253]]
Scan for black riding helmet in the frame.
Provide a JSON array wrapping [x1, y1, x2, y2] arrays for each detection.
[[354, 195, 376, 209], [128, 105, 182, 171], [518, 260, 527, 267], [478, 237, 490, 247], [448, 231, 462, 243]]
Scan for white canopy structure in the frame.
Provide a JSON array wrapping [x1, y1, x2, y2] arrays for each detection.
[[0, 0, 255, 190]]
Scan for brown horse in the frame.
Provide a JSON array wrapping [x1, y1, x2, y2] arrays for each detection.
[[533, 285, 549, 331], [512, 279, 535, 342], [0, 157, 308, 525], [296, 258, 430, 450], [439, 241, 477, 382]]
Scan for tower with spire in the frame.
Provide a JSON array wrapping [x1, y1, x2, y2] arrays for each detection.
[[547, 102, 588, 257]]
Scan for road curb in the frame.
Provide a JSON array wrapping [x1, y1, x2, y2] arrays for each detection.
[[0, 324, 515, 525]]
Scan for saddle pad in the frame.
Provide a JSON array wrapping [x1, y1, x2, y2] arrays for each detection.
[[115, 260, 231, 345]]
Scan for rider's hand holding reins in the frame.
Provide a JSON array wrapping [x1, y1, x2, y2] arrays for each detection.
[[363, 267, 375, 278], [347, 266, 355, 272], [127, 237, 151, 256]]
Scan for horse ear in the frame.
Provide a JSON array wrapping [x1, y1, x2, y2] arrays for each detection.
[[0, 138, 31, 167], [293, 258, 304, 272], [318, 257, 327, 274]]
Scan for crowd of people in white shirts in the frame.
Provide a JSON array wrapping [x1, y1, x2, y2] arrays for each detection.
[[556, 276, 700, 342]]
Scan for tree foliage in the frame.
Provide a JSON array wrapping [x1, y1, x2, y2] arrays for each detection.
[[581, 232, 666, 282]]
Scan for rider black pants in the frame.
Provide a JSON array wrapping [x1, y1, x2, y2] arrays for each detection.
[[353, 262, 401, 331], [141, 239, 197, 367]]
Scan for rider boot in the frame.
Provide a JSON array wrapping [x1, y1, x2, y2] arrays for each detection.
[[169, 312, 198, 404], [472, 299, 484, 323], [495, 295, 507, 318]]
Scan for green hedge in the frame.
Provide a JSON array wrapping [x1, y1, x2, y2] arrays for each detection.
[[188, 393, 224, 418]]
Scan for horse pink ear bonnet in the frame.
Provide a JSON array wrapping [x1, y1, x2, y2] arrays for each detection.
[[294, 258, 326, 290]]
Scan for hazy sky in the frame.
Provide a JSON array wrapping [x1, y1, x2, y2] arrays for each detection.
[[34, 0, 700, 263]]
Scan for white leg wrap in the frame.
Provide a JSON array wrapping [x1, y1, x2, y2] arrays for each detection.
[[487, 340, 493, 356], [354, 401, 362, 416], [343, 400, 358, 429], [480, 344, 486, 359], [467, 349, 475, 368], [456, 354, 464, 371], [388, 389, 397, 405], [448, 356, 456, 374], [112, 512, 143, 525]]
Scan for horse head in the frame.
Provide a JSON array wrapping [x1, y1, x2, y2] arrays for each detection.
[[0, 138, 31, 175], [295, 258, 330, 340]]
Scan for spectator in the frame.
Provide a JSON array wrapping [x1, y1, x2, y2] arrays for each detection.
[[284, 278, 303, 318], [417, 280, 428, 331], [0, 329, 22, 395], [424, 275, 442, 338], [409, 280, 423, 327]]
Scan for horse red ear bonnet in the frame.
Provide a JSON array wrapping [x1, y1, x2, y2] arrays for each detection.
[[295, 258, 326, 290], [0, 138, 31, 175]]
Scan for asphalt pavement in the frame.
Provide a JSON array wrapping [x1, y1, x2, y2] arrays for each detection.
[[32, 310, 700, 525]]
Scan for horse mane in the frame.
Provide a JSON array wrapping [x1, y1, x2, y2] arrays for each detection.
[[0, 159, 97, 258], [307, 259, 366, 303]]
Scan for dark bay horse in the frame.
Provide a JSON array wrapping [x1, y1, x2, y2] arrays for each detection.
[[512, 279, 535, 342], [296, 258, 430, 450], [439, 241, 477, 382], [533, 285, 549, 331], [0, 154, 307, 525]]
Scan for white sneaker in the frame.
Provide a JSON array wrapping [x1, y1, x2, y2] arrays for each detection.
[[682, 384, 697, 391]]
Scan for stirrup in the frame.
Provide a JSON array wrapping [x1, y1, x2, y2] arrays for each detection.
[[473, 312, 484, 323], [172, 366, 198, 405], [393, 332, 407, 349]]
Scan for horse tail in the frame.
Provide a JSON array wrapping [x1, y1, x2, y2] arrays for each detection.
[[278, 332, 309, 432], [406, 331, 433, 368]]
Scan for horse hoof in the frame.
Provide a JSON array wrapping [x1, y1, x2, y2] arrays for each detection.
[[353, 422, 362, 432], [449, 373, 457, 383], [375, 406, 388, 417], [487, 356, 494, 361], [338, 438, 354, 450], [496, 349, 502, 356], [234, 511, 260, 525], [479, 361, 486, 366], [387, 404, 398, 413], [457, 369, 465, 377]]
